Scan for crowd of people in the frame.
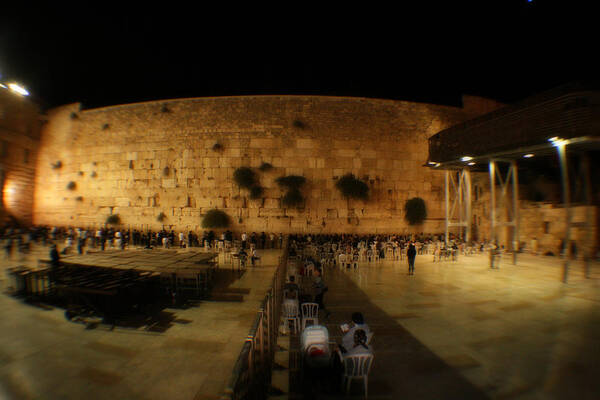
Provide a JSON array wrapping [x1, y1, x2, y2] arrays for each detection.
[[0, 225, 286, 258]]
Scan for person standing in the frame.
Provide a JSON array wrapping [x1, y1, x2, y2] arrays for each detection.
[[313, 269, 330, 318], [407, 242, 417, 275]]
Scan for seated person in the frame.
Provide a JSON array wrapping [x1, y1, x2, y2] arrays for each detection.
[[340, 328, 372, 358], [333, 329, 372, 379], [340, 312, 371, 351]]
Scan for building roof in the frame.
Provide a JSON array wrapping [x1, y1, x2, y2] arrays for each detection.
[[427, 82, 600, 169]]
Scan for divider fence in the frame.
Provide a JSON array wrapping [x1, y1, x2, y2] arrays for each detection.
[[223, 238, 289, 400]]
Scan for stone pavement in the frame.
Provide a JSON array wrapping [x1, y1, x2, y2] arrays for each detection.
[[0, 244, 282, 400], [278, 252, 600, 399]]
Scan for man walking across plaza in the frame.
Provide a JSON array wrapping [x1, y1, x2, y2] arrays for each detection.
[[407, 242, 417, 275]]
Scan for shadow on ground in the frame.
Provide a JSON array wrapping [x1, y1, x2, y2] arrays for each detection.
[[290, 266, 490, 399]]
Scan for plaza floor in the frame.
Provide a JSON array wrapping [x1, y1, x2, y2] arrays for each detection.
[[276, 252, 600, 399], [0, 244, 282, 400], [2, 245, 600, 400]]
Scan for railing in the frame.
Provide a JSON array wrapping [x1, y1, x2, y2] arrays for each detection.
[[223, 238, 289, 400]]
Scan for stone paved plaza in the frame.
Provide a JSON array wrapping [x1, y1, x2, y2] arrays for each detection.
[[277, 252, 600, 399], [2, 244, 600, 399], [0, 244, 282, 400]]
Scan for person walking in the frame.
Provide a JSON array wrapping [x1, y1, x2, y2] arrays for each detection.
[[407, 242, 417, 275]]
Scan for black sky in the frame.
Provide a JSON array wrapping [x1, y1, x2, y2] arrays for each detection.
[[0, 1, 597, 110]]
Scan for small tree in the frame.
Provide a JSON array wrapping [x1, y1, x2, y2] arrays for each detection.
[[202, 209, 230, 228], [275, 175, 306, 190], [233, 167, 257, 189], [276, 175, 306, 210], [282, 188, 304, 208], [335, 174, 369, 201], [249, 186, 264, 200], [405, 197, 427, 225], [259, 162, 273, 172], [106, 214, 121, 226]]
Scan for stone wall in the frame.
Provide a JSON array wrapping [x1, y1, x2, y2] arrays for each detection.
[[0, 90, 41, 225], [33, 95, 500, 233]]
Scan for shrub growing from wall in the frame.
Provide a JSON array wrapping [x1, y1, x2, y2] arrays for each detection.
[[335, 173, 369, 200], [202, 209, 230, 228], [404, 197, 427, 225], [233, 167, 257, 189], [106, 214, 121, 225]]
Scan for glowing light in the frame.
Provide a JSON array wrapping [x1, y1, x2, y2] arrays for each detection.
[[8, 83, 29, 96], [460, 156, 473, 162], [427, 161, 437, 166], [548, 136, 559, 142], [0, 83, 6, 89], [467, 162, 475, 166], [523, 153, 534, 158]]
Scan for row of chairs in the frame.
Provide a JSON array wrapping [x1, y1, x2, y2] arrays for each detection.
[[283, 300, 318, 334]]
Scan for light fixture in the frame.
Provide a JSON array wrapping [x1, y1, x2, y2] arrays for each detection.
[[8, 83, 29, 96], [548, 136, 559, 142], [460, 156, 473, 162], [467, 162, 475, 166], [0, 83, 6, 89], [427, 161, 437, 166], [523, 154, 534, 158]]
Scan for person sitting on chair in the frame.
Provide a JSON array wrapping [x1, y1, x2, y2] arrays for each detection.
[[340, 328, 371, 357], [340, 312, 371, 351], [333, 328, 373, 383]]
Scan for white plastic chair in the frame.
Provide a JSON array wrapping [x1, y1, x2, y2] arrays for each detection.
[[301, 302, 319, 330], [301, 325, 330, 368], [282, 299, 300, 334], [342, 353, 374, 398]]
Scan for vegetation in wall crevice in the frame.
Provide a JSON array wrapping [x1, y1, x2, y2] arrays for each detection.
[[106, 214, 121, 225], [202, 209, 230, 228], [404, 197, 427, 225]]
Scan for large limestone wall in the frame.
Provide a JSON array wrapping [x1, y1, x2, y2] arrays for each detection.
[[33, 95, 494, 233], [0, 90, 41, 225]]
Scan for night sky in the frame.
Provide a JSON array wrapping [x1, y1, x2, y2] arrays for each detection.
[[0, 1, 596, 111]]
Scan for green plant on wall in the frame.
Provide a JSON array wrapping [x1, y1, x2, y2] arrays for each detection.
[[212, 142, 223, 152], [282, 188, 304, 208], [249, 186, 264, 200], [335, 173, 369, 224], [259, 162, 273, 172], [276, 175, 306, 209], [275, 175, 306, 190], [106, 214, 121, 226], [66, 181, 77, 190], [335, 173, 369, 200], [404, 197, 427, 225], [233, 167, 256, 189], [233, 167, 265, 201], [157, 212, 167, 222], [201, 209, 230, 228], [51, 161, 62, 170]]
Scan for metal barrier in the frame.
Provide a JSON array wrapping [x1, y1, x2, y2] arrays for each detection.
[[223, 238, 289, 400]]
